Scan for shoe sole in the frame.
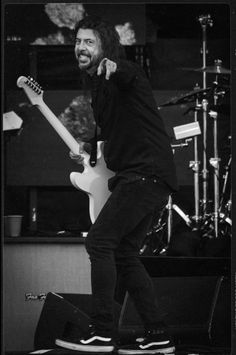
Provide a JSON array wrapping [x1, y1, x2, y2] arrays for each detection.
[[56, 338, 115, 352], [118, 346, 175, 354]]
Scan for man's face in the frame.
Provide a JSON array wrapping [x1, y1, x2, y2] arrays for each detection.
[[75, 28, 103, 74]]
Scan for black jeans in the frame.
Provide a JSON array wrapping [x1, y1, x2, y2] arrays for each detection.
[[85, 177, 170, 337]]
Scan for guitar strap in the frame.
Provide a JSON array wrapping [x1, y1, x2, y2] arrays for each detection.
[[89, 75, 104, 167], [89, 124, 98, 167]]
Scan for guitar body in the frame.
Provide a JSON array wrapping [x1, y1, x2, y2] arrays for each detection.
[[70, 142, 114, 223], [16, 76, 114, 223]]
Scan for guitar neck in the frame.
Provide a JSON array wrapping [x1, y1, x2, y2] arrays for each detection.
[[37, 101, 83, 156]]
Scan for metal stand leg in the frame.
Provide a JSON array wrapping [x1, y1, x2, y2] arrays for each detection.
[[189, 98, 202, 226], [167, 195, 173, 243], [192, 131, 200, 224], [219, 155, 231, 212], [201, 98, 209, 217], [209, 110, 220, 237], [208, 78, 227, 237], [166, 194, 193, 243]]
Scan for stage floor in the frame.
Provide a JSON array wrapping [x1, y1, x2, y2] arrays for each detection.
[[5, 346, 232, 355]]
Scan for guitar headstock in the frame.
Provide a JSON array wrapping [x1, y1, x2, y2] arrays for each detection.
[[17, 76, 44, 106]]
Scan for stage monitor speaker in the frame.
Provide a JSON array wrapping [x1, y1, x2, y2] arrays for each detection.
[[34, 292, 122, 350], [119, 275, 231, 347], [34, 292, 90, 349]]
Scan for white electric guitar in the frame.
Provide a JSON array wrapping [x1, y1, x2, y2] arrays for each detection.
[[17, 76, 114, 223]]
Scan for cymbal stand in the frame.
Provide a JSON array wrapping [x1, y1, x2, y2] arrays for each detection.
[[208, 78, 226, 237], [189, 95, 202, 227], [208, 108, 220, 237], [198, 14, 213, 218], [201, 97, 209, 217]]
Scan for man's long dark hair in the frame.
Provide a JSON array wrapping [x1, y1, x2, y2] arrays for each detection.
[[74, 15, 126, 61]]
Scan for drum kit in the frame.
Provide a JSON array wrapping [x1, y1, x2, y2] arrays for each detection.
[[140, 14, 231, 256]]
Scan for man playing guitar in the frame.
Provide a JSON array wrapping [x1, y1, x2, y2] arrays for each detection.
[[56, 15, 178, 355]]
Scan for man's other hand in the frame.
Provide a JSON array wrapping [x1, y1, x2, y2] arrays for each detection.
[[97, 58, 117, 80]]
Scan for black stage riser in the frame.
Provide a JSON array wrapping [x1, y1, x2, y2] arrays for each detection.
[[119, 276, 231, 347], [34, 276, 230, 350]]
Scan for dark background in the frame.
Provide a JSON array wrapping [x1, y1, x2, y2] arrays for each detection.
[[4, 3, 230, 90], [3, 3, 230, 41]]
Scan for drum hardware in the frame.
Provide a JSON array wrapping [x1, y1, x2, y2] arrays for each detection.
[[208, 109, 221, 237], [158, 81, 228, 110], [199, 81, 231, 239], [198, 15, 218, 219], [139, 207, 168, 255], [171, 138, 192, 149], [166, 195, 193, 243], [223, 190, 232, 228], [224, 194, 232, 221], [182, 104, 201, 116], [159, 87, 211, 219], [219, 155, 231, 213], [218, 154, 232, 234], [189, 91, 202, 226], [166, 130, 201, 242], [198, 14, 213, 88], [211, 81, 229, 101], [158, 87, 211, 108], [140, 137, 196, 255], [174, 119, 202, 230], [157, 74, 230, 235], [199, 97, 209, 217], [199, 59, 231, 74], [207, 70, 229, 237], [142, 13, 231, 255], [219, 212, 232, 227], [179, 59, 231, 75], [200, 202, 231, 240]]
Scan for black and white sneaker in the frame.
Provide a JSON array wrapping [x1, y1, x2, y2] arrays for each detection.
[[118, 329, 175, 354], [55, 330, 115, 352]]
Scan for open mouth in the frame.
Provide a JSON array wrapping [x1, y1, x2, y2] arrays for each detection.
[[79, 55, 90, 61]]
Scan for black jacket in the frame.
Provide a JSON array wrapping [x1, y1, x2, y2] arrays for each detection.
[[90, 59, 178, 192]]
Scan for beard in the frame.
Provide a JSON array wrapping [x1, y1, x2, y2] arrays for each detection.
[[76, 51, 102, 73]]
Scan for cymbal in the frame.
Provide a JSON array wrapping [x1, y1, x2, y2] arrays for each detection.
[[158, 87, 212, 107], [180, 60, 231, 74], [200, 66, 230, 74], [180, 66, 231, 74]]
